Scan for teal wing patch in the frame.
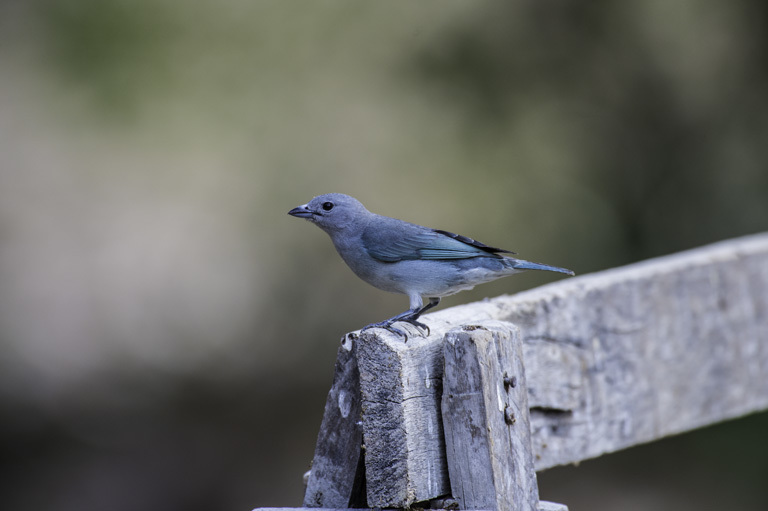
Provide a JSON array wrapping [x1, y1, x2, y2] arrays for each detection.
[[362, 218, 511, 262]]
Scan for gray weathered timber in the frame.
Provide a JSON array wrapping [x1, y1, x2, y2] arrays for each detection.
[[442, 321, 538, 511], [304, 335, 365, 508], [355, 232, 768, 478], [356, 328, 450, 508], [498, 233, 768, 469], [309, 304, 514, 509]]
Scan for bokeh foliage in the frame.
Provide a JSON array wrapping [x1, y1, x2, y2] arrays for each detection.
[[1, 1, 766, 510]]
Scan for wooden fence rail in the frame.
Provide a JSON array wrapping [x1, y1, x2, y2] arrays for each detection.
[[256, 232, 768, 511]]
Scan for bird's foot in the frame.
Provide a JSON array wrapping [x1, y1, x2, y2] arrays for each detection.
[[361, 320, 409, 340], [400, 316, 430, 336]]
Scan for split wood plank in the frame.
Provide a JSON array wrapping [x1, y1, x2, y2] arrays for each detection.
[[303, 335, 365, 508], [356, 328, 450, 508], [498, 233, 768, 469], [442, 321, 539, 511]]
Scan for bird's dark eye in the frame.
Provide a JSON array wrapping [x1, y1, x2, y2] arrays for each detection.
[[322, 202, 334, 211]]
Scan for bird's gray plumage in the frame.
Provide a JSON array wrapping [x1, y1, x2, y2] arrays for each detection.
[[289, 193, 574, 338]]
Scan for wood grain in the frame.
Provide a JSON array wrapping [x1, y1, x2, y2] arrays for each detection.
[[442, 321, 538, 511]]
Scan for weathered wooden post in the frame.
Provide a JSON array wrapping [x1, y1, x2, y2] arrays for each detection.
[[303, 334, 365, 508], [304, 317, 567, 510], [356, 329, 451, 507], [442, 322, 539, 511]]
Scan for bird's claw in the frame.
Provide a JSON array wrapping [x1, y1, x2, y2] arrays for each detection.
[[361, 317, 429, 342], [361, 321, 408, 340], [403, 317, 430, 336]]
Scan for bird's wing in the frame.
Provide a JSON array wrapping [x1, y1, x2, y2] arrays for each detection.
[[362, 217, 514, 262]]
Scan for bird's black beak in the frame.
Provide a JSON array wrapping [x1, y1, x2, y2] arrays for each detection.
[[288, 204, 314, 219]]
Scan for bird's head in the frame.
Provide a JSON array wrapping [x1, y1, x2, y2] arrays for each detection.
[[288, 193, 369, 235]]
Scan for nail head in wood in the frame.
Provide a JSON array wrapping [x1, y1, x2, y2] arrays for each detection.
[[503, 373, 517, 390], [504, 405, 517, 425]]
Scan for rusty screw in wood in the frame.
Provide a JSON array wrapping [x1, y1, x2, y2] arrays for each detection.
[[503, 373, 517, 390], [504, 405, 516, 425]]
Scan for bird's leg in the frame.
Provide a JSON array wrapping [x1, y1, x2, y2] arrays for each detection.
[[415, 297, 441, 316], [395, 297, 440, 335], [361, 297, 441, 340]]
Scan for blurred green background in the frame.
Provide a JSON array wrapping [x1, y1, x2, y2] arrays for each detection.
[[1, 1, 767, 510]]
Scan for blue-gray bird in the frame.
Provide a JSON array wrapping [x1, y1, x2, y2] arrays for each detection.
[[289, 193, 574, 338]]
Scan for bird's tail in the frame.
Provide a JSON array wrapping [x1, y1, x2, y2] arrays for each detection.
[[507, 258, 575, 276]]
